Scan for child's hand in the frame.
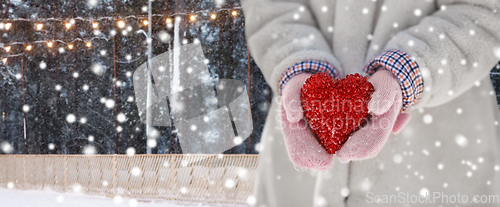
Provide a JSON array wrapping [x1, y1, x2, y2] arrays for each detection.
[[337, 70, 411, 162], [280, 73, 334, 170]]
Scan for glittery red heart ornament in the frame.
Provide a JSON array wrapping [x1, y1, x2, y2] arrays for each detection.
[[301, 73, 375, 154]]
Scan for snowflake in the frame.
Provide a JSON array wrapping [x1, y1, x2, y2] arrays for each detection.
[[83, 145, 96, 155], [254, 143, 263, 152], [341, 188, 350, 197], [420, 188, 429, 197], [130, 167, 141, 176], [437, 163, 444, 170], [22, 105, 30, 112], [247, 196, 256, 205], [190, 125, 197, 131], [1, 142, 13, 153], [56, 195, 64, 203], [414, 9, 422, 16], [39, 61, 47, 69], [72, 183, 82, 193], [66, 114, 76, 123], [423, 114, 433, 124], [105, 99, 115, 109], [129, 199, 138, 207], [455, 134, 468, 147], [362, 8, 369, 15], [234, 136, 243, 145], [494, 47, 500, 59], [158, 31, 171, 42], [393, 154, 403, 164], [91, 63, 104, 76], [80, 117, 87, 124], [127, 96, 134, 102], [147, 139, 157, 148], [315, 196, 327, 206], [82, 84, 89, 91], [180, 187, 188, 194], [117, 113, 127, 123], [225, 179, 235, 188], [322, 6, 328, 13], [113, 195, 123, 204]]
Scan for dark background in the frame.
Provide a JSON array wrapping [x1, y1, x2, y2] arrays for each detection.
[[0, 0, 272, 155]]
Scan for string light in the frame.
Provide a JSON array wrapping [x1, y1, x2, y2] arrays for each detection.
[[36, 23, 43, 30], [2, 58, 7, 63], [117, 20, 126, 28], [0, 7, 244, 52]]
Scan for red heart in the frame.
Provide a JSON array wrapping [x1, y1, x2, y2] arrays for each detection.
[[300, 73, 374, 154]]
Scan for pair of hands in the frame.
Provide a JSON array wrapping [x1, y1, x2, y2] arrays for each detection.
[[280, 70, 411, 170]]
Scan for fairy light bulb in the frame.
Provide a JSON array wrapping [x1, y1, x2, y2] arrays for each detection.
[[2, 58, 7, 63], [47, 41, 53, 48], [36, 23, 43, 30], [68, 44, 74, 50], [210, 13, 217, 20], [190, 15, 196, 21], [5, 46, 11, 52], [166, 18, 172, 24], [86, 42, 92, 48], [5, 22, 11, 30], [92, 22, 99, 29], [26, 45, 32, 51], [231, 10, 238, 16], [117, 20, 126, 28], [143, 20, 149, 26], [65, 22, 72, 29]]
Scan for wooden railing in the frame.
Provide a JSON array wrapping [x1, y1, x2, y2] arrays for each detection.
[[0, 154, 258, 204]]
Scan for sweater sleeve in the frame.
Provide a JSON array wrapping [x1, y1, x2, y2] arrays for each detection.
[[241, 0, 343, 95], [382, 0, 500, 109]]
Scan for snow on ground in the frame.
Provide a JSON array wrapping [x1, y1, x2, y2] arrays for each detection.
[[0, 187, 249, 207]]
